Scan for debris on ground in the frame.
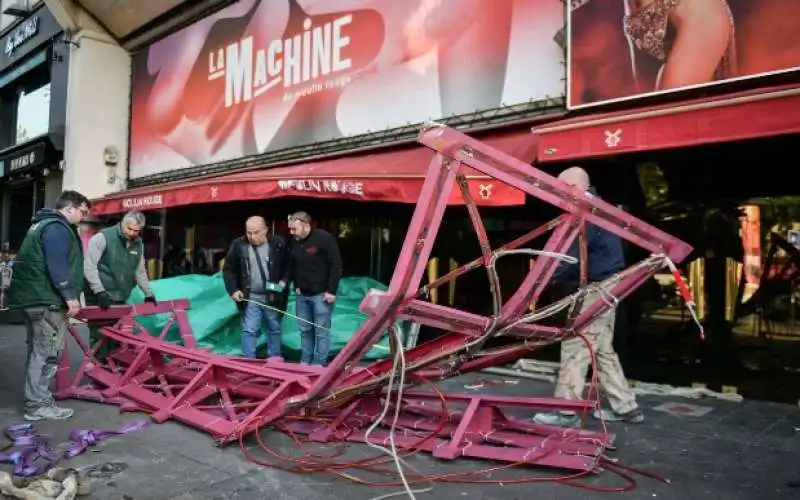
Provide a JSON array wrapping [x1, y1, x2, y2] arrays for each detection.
[[631, 381, 744, 403], [0, 467, 91, 499], [84, 462, 128, 479], [464, 378, 517, 390]]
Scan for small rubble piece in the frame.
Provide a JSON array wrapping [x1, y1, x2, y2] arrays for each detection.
[[0, 467, 91, 499], [84, 462, 128, 479], [631, 381, 743, 403]]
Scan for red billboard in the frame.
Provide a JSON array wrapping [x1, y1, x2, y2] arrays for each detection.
[[129, 0, 565, 179], [567, 0, 800, 109]]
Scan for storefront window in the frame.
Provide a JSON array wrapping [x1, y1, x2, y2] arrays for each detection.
[[15, 81, 49, 144]]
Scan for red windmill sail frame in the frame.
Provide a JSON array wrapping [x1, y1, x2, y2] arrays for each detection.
[[56, 125, 692, 475]]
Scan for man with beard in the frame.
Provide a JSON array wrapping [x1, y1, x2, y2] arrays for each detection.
[[287, 212, 342, 366]]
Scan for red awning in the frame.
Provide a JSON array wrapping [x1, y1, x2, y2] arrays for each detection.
[[533, 84, 800, 163], [91, 129, 535, 216]]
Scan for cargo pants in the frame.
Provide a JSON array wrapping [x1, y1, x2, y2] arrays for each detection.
[[21, 307, 69, 413], [554, 289, 638, 415]]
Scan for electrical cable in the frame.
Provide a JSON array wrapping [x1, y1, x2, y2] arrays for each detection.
[[77, 297, 646, 491], [242, 297, 390, 351], [238, 376, 451, 473], [136, 247, 681, 493], [361, 325, 433, 500], [236, 248, 648, 493], [79, 252, 674, 493], [69, 251, 681, 495], [242, 298, 331, 331]]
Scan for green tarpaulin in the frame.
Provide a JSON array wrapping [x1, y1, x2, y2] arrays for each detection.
[[127, 274, 393, 361]]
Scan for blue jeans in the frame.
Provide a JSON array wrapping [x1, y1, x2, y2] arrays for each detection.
[[242, 294, 283, 358], [296, 294, 333, 365]]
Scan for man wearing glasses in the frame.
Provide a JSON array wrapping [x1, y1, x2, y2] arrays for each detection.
[[84, 211, 156, 360], [6, 190, 91, 421], [287, 212, 342, 366]]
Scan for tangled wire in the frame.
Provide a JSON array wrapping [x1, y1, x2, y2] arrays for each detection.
[[236, 250, 675, 499]]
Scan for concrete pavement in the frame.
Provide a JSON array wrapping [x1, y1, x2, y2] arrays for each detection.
[[1, 323, 799, 499]]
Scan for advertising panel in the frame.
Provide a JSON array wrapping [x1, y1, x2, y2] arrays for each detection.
[[567, 0, 800, 109], [129, 0, 565, 179]]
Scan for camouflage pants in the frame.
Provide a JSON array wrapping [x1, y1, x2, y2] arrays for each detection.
[[554, 290, 638, 415], [21, 307, 69, 412]]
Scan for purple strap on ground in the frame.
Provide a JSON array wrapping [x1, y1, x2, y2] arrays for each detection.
[[0, 420, 148, 476], [65, 420, 149, 458]]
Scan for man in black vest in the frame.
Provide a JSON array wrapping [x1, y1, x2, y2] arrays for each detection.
[[6, 190, 90, 421], [223, 216, 291, 360], [84, 211, 156, 360]]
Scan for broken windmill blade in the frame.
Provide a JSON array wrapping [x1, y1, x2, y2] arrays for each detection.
[[56, 125, 692, 474]]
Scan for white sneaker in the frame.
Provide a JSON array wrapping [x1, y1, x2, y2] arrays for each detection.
[[592, 408, 644, 423], [532, 412, 579, 427], [24, 405, 75, 421]]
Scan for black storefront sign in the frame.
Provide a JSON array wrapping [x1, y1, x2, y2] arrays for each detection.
[[0, 4, 67, 159], [0, 5, 61, 74], [0, 139, 52, 178], [4, 17, 39, 58]]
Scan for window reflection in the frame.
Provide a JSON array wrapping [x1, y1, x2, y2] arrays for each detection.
[[15, 82, 50, 144]]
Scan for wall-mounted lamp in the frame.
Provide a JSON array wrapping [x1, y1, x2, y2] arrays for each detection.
[[103, 145, 119, 185], [61, 29, 80, 49]]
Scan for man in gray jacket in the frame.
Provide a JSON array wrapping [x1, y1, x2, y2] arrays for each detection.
[[84, 211, 156, 360]]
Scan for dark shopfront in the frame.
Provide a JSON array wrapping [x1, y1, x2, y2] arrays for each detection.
[[0, 3, 68, 254], [90, 127, 541, 314]]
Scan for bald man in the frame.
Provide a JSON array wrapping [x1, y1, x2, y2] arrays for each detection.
[[222, 216, 292, 359], [533, 167, 643, 426]]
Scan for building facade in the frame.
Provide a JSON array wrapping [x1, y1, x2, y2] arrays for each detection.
[[46, 0, 568, 286], [531, 0, 800, 342], [104, 0, 565, 206], [0, 1, 69, 251]]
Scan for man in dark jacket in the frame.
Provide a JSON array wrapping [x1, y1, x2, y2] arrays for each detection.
[[223, 216, 291, 360], [7, 190, 90, 421], [84, 211, 156, 360], [287, 211, 342, 366], [533, 167, 643, 427]]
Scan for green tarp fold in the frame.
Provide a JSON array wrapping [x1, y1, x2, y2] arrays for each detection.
[[128, 274, 393, 360]]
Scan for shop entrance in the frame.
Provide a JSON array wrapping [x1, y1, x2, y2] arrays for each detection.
[[3, 180, 45, 253], [558, 133, 800, 403], [155, 198, 418, 281]]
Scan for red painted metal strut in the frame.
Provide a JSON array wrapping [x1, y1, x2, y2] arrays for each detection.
[[57, 125, 693, 475]]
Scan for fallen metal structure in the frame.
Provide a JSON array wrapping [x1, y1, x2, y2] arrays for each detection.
[[56, 125, 692, 475]]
